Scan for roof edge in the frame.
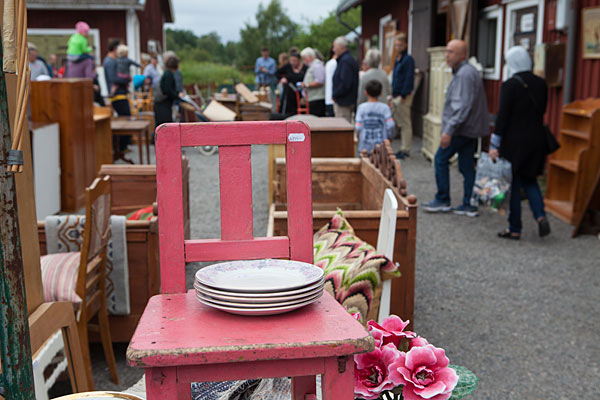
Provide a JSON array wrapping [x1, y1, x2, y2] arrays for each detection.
[[336, 0, 364, 15]]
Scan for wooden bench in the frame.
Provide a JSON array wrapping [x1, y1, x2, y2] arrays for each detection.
[[268, 141, 418, 327], [37, 159, 190, 342]]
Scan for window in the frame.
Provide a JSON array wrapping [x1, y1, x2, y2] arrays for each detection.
[[477, 6, 503, 80]]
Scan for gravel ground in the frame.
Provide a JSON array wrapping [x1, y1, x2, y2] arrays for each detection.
[[57, 137, 599, 399]]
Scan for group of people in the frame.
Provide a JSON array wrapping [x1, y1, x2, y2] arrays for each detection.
[[254, 35, 416, 159], [256, 36, 552, 239]]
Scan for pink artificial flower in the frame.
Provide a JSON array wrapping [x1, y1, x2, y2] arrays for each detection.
[[351, 312, 362, 321], [388, 344, 458, 400], [354, 344, 400, 400], [410, 336, 430, 348], [368, 315, 416, 349]]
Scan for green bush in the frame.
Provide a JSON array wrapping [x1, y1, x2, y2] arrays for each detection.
[[180, 61, 254, 86]]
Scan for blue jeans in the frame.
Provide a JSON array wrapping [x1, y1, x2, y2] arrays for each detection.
[[434, 135, 477, 206], [508, 175, 546, 233]]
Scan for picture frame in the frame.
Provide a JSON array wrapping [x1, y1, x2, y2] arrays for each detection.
[[582, 6, 600, 59]]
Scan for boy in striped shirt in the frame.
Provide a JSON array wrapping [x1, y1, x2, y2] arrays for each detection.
[[355, 80, 395, 155]]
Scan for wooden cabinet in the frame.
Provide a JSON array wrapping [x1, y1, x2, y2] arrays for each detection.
[[422, 47, 453, 161], [93, 106, 113, 172], [31, 79, 96, 212], [545, 98, 600, 224]]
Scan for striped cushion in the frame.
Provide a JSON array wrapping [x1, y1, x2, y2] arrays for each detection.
[[40, 252, 82, 304], [126, 205, 154, 221], [313, 210, 399, 323]]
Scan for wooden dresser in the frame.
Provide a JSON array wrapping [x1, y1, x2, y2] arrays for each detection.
[[31, 79, 96, 212]]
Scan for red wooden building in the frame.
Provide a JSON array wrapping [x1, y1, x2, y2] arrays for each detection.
[[338, 0, 600, 136], [27, 0, 173, 63]]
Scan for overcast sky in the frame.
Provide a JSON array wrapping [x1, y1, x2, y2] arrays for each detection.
[[165, 0, 342, 43]]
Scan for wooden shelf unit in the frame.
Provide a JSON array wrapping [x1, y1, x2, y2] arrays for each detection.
[[545, 98, 600, 224]]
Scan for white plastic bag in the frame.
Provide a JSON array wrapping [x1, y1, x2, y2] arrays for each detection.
[[471, 152, 512, 211]]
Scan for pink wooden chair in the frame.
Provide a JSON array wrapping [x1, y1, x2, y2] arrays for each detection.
[[126, 121, 373, 399]]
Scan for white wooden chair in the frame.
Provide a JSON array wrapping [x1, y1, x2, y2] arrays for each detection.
[[376, 189, 398, 323]]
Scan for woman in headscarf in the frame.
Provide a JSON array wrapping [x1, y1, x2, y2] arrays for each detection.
[[490, 46, 551, 240]]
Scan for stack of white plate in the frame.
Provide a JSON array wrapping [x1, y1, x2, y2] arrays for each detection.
[[194, 259, 325, 316]]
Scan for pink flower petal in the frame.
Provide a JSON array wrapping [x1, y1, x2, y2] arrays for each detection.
[[433, 367, 459, 393], [431, 346, 450, 369], [413, 380, 446, 398], [405, 345, 438, 371], [381, 315, 410, 331]]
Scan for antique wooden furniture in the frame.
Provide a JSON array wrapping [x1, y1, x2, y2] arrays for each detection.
[[39, 176, 119, 389], [38, 161, 190, 342], [30, 79, 97, 212], [30, 122, 61, 218], [94, 106, 113, 171], [545, 98, 600, 226], [422, 47, 453, 161], [126, 121, 373, 399], [268, 117, 356, 204], [268, 141, 418, 327], [111, 118, 151, 164]]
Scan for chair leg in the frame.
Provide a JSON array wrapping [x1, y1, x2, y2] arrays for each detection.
[[291, 376, 316, 400], [98, 305, 120, 384], [322, 356, 354, 400], [76, 316, 95, 390], [62, 315, 91, 393]]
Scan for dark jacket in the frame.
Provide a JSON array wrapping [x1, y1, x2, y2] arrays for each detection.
[[332, 50, 358, 106], [391, 51, 414, 98], [275, 63, 307, 115], [495, 71, 548, 178], [154, 69, 179, 126]]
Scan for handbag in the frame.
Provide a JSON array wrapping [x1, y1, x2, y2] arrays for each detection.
[[513, 74, 560, 155]]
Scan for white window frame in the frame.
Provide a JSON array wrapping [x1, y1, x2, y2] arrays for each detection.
[[27, 28, 101, 62], [480, 5, 504, 80], [502, 0, 545, 80], [379, 13, 393, 56]]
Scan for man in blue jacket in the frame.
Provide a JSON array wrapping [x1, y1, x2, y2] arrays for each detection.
[[391, 34, 415, 159], [331, 36, 358, 122]]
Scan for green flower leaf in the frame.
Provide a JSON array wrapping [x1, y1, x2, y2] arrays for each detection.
[[448, 365, 479, 399]]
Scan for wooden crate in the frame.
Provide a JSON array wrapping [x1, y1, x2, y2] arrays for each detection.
[[268, 141, 418, 326]]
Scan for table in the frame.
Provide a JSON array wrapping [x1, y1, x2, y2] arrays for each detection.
[[111, 118, 151, 164]]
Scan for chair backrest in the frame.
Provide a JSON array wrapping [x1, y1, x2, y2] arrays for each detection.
[[76, 175, 111, 302], [376, 189, 398, 322], [155, 121, 313, 294]]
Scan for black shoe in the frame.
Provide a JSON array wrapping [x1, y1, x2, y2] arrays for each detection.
[[498, 229, 520, 240], [538, 217, 551, 237], [395, 151, 409, 159]]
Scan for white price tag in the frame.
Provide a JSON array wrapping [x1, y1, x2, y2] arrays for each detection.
[[288, 133, 305, 142]]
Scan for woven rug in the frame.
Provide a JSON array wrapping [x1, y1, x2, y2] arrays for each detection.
[[123, 376, 323, 400], [44, 215, 130, 315]]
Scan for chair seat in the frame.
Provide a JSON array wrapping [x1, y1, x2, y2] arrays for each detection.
[[126, 290, 373, 368], [40, 252, 82, 304]]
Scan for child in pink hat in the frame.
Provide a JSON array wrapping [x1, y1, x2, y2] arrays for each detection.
[[66, 21, 93, 63]]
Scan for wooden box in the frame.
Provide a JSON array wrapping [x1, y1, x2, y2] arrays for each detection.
[[268, 117, 356, 204], [37, 158, 191, 342], [268, 143, 418, 326]]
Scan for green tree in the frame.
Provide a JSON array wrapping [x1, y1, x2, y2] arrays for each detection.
[[296, 7, 361, 60], [238, 0, 300, 67]]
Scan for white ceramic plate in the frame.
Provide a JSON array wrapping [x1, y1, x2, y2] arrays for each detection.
[[193, 277, 324, 300], [194, 281, 324, 304], [195, 292, 321, 316], [196, 288, 323, 308], [195, 259, 324, 292]]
